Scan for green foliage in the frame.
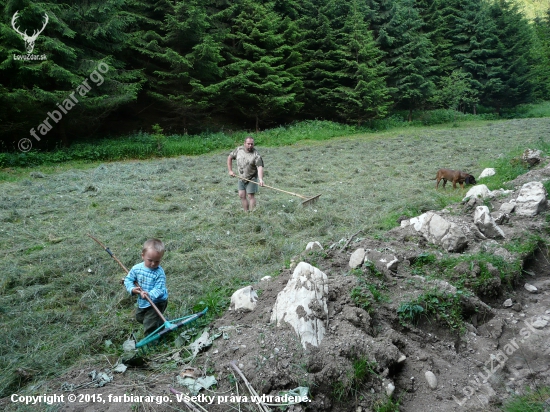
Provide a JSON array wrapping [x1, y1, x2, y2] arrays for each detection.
[[399, 289, 466, 332], [430, 71, 479, 113], [0, 0, 549, 143], [351, 260, 389, 313], [410, 253, 437, 276], [501, 386, 550, 412], [351, 287, 371, 312], [374, 396, 401, 412], [477, 151, 530, 191], [397, 302, 424, 325], [332, 356, 378, 402], [151, 124, 166, 153]]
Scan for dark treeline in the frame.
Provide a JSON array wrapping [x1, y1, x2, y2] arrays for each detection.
[[1, 0, 550, 150]]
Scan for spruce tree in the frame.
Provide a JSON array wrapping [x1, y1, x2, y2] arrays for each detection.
[[531, 10, 550, 100], [0, 0, 142, 148], [368, 0, 436, 120], [333, 0, 391, 124], [212, 0, 302, 131], [486, 0, 535, 110]]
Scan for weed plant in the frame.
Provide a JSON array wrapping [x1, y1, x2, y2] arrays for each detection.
[[332, 356, 378, 402], [351, 263, 390, 314], [398, 289, 466, 332], [1, 116, 549, 398]]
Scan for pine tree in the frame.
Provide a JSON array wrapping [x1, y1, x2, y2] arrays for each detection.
[[139, 0, 225, 132]]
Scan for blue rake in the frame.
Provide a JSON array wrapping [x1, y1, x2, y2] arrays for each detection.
[[88, 234, 208, 348], [136, 308, 208, 348]]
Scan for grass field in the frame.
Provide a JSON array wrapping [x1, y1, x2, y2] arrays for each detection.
[[1, 116, 550, 399]]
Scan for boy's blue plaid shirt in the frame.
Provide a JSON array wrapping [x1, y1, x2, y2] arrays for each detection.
[[124, 262, 168, 308]]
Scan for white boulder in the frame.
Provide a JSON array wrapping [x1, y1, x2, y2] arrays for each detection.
[[463, 184, 492, 201], [349, 248, 366, 269], [479, 168, 496, 179], [271, 262, 329, 349], [306, 241, 323, 252], [404, 212, 468, 252], [230, 286, 258, 312], [514, 182, 548, 217], [474, 206, 505, 239]]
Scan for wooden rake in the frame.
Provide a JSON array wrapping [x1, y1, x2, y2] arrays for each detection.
[[235, 176, 321, 206]]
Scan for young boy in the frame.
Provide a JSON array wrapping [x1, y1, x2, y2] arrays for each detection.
[[124, 238, 168, 337]]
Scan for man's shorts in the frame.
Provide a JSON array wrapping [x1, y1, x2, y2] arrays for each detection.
[[238, 177, 259, 194]]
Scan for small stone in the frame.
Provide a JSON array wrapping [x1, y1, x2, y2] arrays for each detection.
[[532, 319, 548, 329], [349, 248, 366, 269], [397, 355, 407, 363], [385, 381, 395, 397], [425, 371, 438, 389], [524, 283, 538, 293], [503, 299, 513, 307], [512, 303, 522, 312], [113, 364, 127, 373], [122, 340, 136, 351]]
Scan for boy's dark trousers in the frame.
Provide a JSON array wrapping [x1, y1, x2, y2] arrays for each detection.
[[136, 300, 168, 337]]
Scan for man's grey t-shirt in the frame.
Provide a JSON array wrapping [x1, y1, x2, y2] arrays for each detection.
[[229, 146, 264, 180]]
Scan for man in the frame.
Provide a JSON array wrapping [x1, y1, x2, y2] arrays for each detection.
[[227, 136, 264, 211]]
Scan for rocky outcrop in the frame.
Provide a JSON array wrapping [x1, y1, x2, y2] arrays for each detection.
[[401, 211, 468, 252], [230, 286, 258, 312], [474, 206, 505, 239], [514, 181, 548, 216], [271, 262, 329, 349]]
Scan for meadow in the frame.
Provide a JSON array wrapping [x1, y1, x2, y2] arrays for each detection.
[[1, 112, 550, 401]]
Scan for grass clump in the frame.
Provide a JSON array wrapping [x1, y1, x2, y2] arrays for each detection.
[[350, 261, 390, 314], [398, 289, 466, 332], [501, 386, 550, 412], [397, 302, 424, 326], [332, 356, 378, 402], [374, 396, 401, 412]]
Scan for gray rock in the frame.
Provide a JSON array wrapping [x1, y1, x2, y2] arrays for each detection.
[[474, 206, 505, 239], [503, 299, 513, 308], [499, 202, 516, 214], [524, 283, 538, 293], [425, 371, 438, 389], [349, 248, 366, 269], [478, 168, 496, 179], [515, 182, 548, 217], [306, 241, 323, 252], [532, 319, 548, 329]]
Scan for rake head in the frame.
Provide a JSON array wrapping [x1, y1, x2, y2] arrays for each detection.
[[301, 194, 321, 207]]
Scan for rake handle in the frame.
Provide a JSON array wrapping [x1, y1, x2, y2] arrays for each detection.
[[235, 176, 308, 200], [87, 234, 167, 323]]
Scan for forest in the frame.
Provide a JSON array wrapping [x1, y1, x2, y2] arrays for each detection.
[[1, 0, 550, 150]]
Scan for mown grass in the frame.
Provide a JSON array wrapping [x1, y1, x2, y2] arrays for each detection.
[[1, 114, 550, 401]]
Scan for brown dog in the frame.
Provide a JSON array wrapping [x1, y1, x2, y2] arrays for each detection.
[[435, 168, 477, 189]]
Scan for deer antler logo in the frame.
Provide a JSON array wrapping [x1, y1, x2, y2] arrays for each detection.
[[11, 11, 49, 54]]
